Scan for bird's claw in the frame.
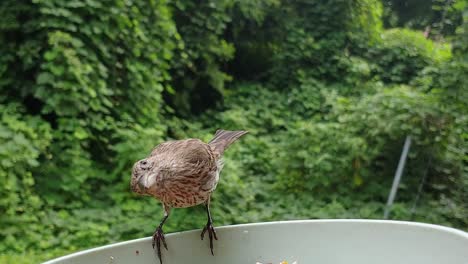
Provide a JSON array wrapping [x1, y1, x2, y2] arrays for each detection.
[[152, 226, 167, 264], [201, 221, 218, 255]]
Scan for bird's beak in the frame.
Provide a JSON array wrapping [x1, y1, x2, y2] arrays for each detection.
[[137, 175, 146, 192], [131, 174, 145, 194]]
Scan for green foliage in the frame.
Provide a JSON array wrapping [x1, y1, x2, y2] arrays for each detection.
[[269, 0, 383, 85], [368, 28, 451, 83], [0, 0, 177, 254], [0, 103, 51, 252], [383, 0, 465, 38], [0, 0, 466, 262], [432, 9, 468, 108], [276, 122, 367, 192], [167, 0, 236, 116], [0, 0, 178, 207]]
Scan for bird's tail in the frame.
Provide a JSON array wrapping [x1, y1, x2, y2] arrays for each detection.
[[208, 129, 248, 155]]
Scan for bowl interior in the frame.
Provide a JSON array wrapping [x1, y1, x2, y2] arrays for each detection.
[[43, 220, 468, 264]]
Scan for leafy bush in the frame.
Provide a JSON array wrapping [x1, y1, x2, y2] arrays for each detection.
[[0, 104, 51, 252], [367, 28, 451, 83], [0, 0, 179, 207]]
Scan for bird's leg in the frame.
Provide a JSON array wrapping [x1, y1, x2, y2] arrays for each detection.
[[201, 196, 218, 255], [153, 205, 170, 264]]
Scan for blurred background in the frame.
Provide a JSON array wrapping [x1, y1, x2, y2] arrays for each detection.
[[0, 0, 467, 263]]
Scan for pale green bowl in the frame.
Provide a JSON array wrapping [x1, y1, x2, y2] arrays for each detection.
[[43, 220, 468, 264]]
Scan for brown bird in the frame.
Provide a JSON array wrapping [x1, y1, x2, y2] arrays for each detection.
[[130, 129, 248, 264]]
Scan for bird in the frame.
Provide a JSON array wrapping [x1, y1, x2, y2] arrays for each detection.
[[130, 129, 248, 264]]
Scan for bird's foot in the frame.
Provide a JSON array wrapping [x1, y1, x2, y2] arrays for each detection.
[[152, 226, 168, 264], [201, 220, 218, 255]]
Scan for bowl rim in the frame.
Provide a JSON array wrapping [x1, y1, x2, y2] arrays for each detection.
[[42, 219, 468, 264]]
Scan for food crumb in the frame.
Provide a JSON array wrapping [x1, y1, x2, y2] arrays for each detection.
[[256, 261, 296, 264]]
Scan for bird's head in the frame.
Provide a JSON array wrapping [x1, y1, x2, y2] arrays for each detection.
[[130, 158, 154, 195]]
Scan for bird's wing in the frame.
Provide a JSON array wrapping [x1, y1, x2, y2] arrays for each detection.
[[151, 139, 218, 190], [151, 139, 214, 164]]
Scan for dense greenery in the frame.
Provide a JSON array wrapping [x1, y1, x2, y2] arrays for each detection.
[[0, 0, 466, 262]]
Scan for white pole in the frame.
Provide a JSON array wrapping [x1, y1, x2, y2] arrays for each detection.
[[384, 136, 412, 219]]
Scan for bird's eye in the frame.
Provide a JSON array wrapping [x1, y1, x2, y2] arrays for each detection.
[[139, 160, 150, 170]]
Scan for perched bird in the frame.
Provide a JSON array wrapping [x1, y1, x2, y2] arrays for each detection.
[[131, 129, 248, 264]]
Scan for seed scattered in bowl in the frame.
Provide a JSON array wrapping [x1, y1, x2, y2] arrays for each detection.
[[256, 261, 297, 264]]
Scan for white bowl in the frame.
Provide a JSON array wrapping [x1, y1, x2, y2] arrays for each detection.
[[43, 220, 468, 264]]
